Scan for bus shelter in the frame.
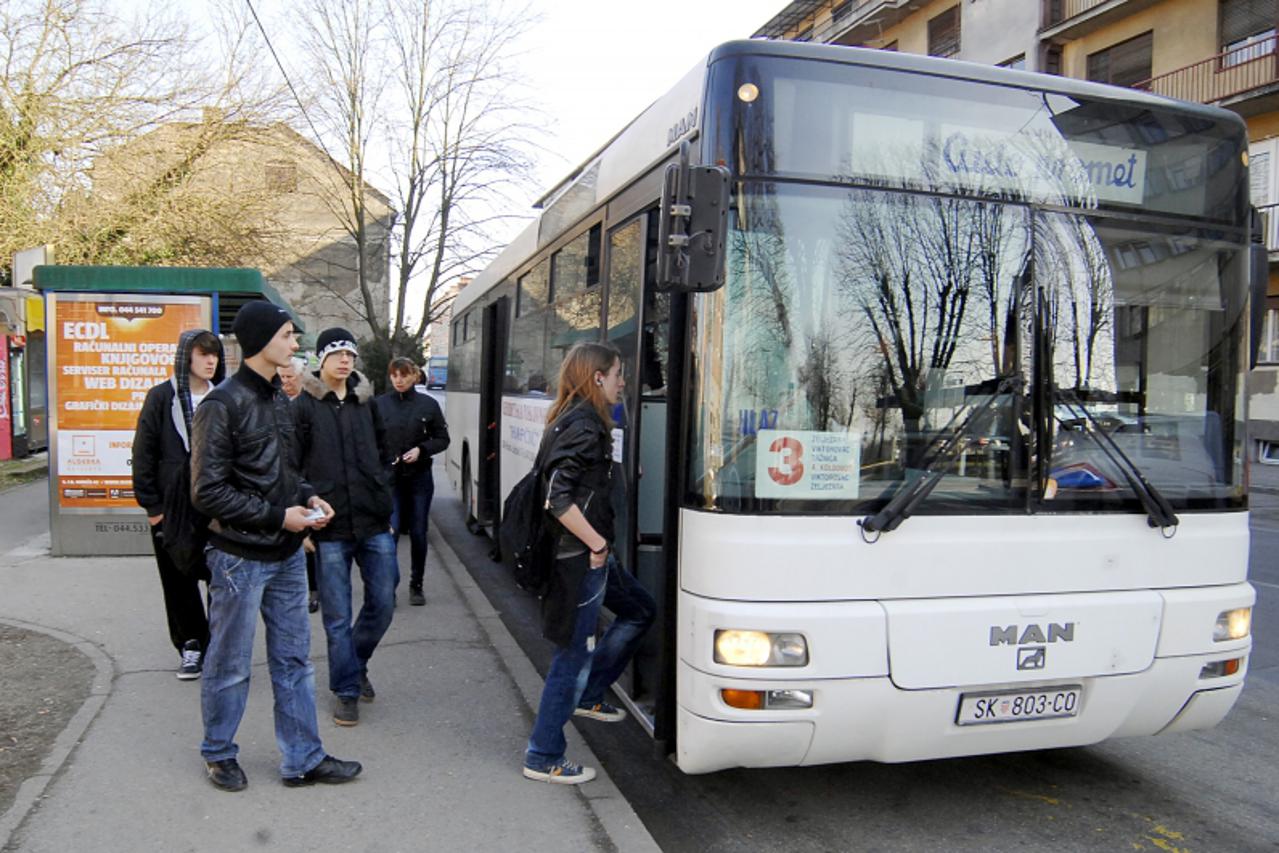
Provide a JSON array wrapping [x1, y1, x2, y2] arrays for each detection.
[[33, 265, 298, 557]]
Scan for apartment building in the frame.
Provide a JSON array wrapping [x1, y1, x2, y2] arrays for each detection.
[[755, 0, 1279, 457]]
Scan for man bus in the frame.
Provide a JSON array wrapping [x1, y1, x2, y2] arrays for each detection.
[[445, 40, 1258, 774]]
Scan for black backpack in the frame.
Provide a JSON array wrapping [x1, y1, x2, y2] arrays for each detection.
[[499, 446, 556, 595]]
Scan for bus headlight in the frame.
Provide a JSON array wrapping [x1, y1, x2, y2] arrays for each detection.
[[713, 630, 808, 666], [1213, 607, 1251, 641]]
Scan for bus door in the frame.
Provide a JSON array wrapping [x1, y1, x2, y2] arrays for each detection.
[[605, 211, 672, 735], [477, 296, 510, 530]]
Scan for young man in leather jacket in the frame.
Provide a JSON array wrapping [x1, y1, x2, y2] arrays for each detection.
[[190, 302, 361, 792]]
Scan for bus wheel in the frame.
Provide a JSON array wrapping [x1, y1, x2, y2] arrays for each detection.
[[462, 454, 483, 535]]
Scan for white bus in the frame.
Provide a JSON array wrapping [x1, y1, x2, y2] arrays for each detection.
[[445, 40, 1260, 774]]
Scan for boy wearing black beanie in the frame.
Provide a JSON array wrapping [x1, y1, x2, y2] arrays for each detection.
[[190, 301, 362, 792], [292, 326, 398, 727]]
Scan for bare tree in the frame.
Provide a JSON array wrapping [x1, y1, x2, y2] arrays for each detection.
[[294, 0, 537, 355], [387, 0, 537, 345], [296, 0, 391, 342], [0, 0, 209, 265]]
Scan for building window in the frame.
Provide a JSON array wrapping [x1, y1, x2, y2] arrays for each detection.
[[927, 6, 961, 58], [1260, 440, 1279, 464], [1220, 0, 1277, 67], [831, 0, 852, 21], [1086, 31, 1153, 88], [264, 161, 297, 193], [999, 54, 1026, 70], [1260, 305, 1279, 364]]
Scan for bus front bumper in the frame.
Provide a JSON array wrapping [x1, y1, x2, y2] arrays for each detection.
[[674, 651, 1247, 774]]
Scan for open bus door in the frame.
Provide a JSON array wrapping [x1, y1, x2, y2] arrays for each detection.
[[476, 297, 510, 532], [604, 210, 681, 747]]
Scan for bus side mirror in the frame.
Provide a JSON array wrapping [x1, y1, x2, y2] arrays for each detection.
[[655, 142, 731, 293], [1251, 206, 1268, 370]]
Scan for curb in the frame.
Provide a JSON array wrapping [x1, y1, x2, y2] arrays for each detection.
[[0, 618, 115, 851], [429, 528, 661, 853]]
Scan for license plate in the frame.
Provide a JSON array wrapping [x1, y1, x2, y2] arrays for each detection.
[[956, 686, 1082, 726]]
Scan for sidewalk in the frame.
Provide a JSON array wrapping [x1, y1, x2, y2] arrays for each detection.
[[0, 511, 658, 852]]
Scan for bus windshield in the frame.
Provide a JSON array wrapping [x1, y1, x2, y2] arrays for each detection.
[[688, 58, 1248, 517]]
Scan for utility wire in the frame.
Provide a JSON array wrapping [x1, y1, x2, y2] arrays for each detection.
[[244, 0, 346, 184]]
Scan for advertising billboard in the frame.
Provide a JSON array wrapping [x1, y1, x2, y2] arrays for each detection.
[[48, 293, 212, 513]]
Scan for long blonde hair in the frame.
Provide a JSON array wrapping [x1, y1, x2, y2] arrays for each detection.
[[546, 342, 621, 427]]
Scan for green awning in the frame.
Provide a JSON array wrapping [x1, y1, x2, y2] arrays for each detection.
[[32, 265, 300, 335]]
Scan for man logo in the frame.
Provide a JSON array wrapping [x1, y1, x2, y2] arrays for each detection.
[[989, 622, 1075, 646], [1017, 647, 1046, 670]]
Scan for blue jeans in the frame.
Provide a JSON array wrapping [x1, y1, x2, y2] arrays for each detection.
[[316, 532, 400, 699], [390, 472, 434, 588], [525, 554, 608, 769], [581, 555, 656, 707], [200, 546, 325, 778]]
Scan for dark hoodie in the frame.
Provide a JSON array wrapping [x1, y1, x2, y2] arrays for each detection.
[[290, 369, 394, 541], [132, 329, 226, 574]]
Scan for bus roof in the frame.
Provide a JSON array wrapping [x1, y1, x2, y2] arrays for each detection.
[[453, 39, 1246, 318]]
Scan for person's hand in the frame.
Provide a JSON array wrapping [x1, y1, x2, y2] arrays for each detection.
[[147, 514, 164, 526], [283, 506, 315, 532], [308, 497, 334, 529], [303, 536, 316, 554], [589, 545, 608, 569], [401, 447, 421, 464]]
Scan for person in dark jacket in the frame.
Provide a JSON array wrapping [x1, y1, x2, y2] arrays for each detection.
[[375, 357, 449, 606], [191, 301, 361, 793], [132, 329, 224, 680], [523, 341, 636, 786], [292, 328, 398, 728], [278, 355, 320, 614]]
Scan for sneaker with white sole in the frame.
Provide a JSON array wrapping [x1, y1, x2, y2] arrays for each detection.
[[573, 701, 626, 722], [522, 757, 596, 785], [177, 640, 202, 681]]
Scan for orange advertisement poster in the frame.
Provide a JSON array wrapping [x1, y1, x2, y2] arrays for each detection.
[[52, 294, 212, 510]]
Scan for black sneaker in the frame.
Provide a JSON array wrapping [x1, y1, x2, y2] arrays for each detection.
[[308, 591, 319, 613], [206, 758, 247, 792], [359, 674, 375, 702], [177, 640, 202, 681], [334, 696, 359, 726], [409, 586, 425, 606], [522, 756, 596, 785], [282, 755, 362, 787]]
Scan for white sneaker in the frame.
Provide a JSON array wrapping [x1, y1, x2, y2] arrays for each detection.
[[522, 757, 596, 785], [573, 702, 626, 722]]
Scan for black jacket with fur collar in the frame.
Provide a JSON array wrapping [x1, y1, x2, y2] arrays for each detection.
[[290, 369, 394, 541]]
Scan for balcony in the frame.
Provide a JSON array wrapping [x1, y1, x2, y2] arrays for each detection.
[[1040, 0, 1161, 41], [1135, 38, 1279, 114]]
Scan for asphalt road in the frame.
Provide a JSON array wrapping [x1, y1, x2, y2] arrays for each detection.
[[436, 488, 1279, 852]]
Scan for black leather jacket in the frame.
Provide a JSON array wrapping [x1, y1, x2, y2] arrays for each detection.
[[191, 364, 315, 561], [543, 402, 615, 548], [538, 402, 615, 647]]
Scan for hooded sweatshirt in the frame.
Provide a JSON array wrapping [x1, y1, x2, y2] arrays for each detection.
[[132, 329, 226, 516]]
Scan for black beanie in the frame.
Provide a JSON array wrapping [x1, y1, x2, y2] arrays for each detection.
[[233, 301, 292, 359], [316, 327, 359, 364]]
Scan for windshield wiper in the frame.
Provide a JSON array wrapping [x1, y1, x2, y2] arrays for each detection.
[[1054, 392, 1179, 532], [861, 375, 1024, 538]]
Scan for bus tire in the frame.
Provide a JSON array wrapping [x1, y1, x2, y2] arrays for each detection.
[[462, 453, 483, 536]]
